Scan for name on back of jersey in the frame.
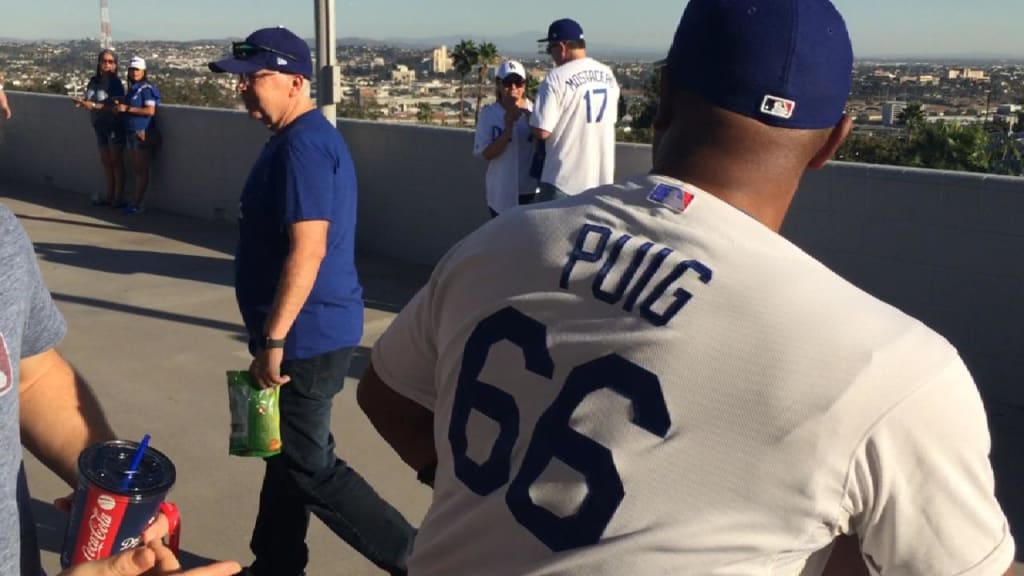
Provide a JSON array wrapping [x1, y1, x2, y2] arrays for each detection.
[[560, 223, 713, 327], [564, 69, 616, 91]]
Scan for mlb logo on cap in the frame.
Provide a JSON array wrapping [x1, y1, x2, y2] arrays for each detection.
[[761, 95, 795, 120]]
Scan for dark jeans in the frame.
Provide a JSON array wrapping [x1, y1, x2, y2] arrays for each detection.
[[249, 347, 415, 576], [534, 182, 569, 203], [490, 193, 542, 218]]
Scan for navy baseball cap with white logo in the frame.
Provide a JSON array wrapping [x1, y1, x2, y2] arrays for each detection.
[[538, 18, 585, 42], [663, 0, 853, 129], [209, 27, 313, 79]]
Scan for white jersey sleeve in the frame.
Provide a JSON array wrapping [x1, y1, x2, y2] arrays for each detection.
[[530, 73, 561, 134], [843, 355, 1015, 575], [370, 272, 440, 410], [473, 104, 501, 159]]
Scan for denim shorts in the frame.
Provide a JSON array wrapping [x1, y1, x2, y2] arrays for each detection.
[[125, 131, 144, 150], [93, 123, 125, 148]]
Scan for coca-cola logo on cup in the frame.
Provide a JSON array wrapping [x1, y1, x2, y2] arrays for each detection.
[[82, 506, 114, 560], [97, 495, 116, 511]]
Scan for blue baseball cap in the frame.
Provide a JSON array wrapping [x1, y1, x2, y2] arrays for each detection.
[[664, 0, 853, 129], [538, 18, 585, 43], [208, 27, 313, 79]]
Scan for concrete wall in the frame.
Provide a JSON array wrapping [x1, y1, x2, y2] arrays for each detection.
[[1, 91, 1022, 408], [784, 164, 1024, 407]]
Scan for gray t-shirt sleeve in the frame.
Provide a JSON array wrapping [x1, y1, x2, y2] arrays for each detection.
[[0, 205, 65, 576], [9, 209, 66, 357]]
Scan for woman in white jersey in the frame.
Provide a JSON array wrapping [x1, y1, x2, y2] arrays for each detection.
[[472, 60, 537, 218]]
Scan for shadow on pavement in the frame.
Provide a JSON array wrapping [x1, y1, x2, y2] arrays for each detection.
[[36, 243, 234, 287]]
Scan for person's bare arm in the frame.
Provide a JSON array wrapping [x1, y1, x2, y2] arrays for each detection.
[[0, 89, 11, 119], [531, 127, 551, 140], [357, 362, 437, 478], [117, 103, 156, 117], [19, 348, 116, 487], [249, 219, 328, 388]]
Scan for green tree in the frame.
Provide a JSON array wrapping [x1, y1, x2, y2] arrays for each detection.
[[905, 122, 991, 173], [990, 131, 1024, 176], [337, 99, 381, 121], [451, 39, 478, 127], [474, 42, 499, 126], [629, 72, 660, 132], [897, 102, 926, 130], [835, 132, 906, 165], [416, 102, 434, 125], [525, 74, 540, 101]]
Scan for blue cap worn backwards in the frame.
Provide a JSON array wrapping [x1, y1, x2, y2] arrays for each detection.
[[208, 27, 313, 79], [665, 0, 853, 129]]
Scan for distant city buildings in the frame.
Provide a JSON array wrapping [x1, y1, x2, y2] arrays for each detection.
[[431, 45, 450, 74], [948, 67, 988, 81], [882, 101, 907, 126], [391, 64, 416, 84]]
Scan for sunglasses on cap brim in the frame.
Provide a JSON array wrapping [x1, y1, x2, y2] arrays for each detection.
[[231, 41, 297, 62]]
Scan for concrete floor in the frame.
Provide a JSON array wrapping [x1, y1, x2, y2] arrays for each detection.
[[3, 185, 1020, 573], [2, 185, 434, 575]]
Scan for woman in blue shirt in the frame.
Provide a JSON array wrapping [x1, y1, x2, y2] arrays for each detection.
[[72, 49, 126, 207], [116, 56, 160, 214]]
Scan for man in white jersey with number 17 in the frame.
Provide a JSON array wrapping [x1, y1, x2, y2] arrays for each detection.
[[530, 18, 619, 200], [358, 0, 1014, 574]]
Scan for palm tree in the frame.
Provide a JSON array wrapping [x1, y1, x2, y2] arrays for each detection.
[[451, 39, 478, 127], [416, 102, 434, 125], [474, 42, 499, 126], [898, 102, 926, 131], [525, 74, 540, 101]]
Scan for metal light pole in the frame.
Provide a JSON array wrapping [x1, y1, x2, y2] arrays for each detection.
[[314, 0, 339, 125]]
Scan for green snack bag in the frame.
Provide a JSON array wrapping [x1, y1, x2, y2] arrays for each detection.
[[226, 370, 283, 457]]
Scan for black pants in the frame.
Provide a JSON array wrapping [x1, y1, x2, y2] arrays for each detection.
[[489, 193, 542, 218], [249, 347, 415, 576]]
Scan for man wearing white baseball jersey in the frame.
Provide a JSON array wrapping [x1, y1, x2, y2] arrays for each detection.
[[358, 0, 1015, 574], [530, 18, 619, 200]]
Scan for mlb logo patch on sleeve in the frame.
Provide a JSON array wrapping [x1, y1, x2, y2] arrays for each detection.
[[647, 183, 694, 213]]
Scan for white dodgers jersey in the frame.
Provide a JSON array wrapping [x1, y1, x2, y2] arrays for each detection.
[[372, 175, 1013, 576], [474, 99, 536, 213], [531, 57, 619, 195]]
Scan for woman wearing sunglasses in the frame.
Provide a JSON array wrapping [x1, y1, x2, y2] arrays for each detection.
[[116, 56, 161, 214], [72, 49, 126, 207], [472, 60, 537, 218]]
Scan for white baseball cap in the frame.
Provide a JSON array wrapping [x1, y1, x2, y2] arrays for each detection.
[[128, 56, 146, 70], [495, 60, 525, 80]]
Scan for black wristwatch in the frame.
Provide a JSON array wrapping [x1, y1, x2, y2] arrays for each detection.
[[263, 337, 286, 349]]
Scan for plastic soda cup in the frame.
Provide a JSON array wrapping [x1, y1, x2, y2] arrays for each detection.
[[59, 440, 178, 568]]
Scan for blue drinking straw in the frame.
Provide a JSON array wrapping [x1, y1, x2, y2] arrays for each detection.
[[120, 434, 151, 491]]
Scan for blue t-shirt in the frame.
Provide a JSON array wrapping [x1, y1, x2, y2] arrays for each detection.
[[235, 109, 363, 360], [124, 81, 160, 133]]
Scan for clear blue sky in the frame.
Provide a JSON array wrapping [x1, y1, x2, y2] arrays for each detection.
[[1, 0, 1022, 57]]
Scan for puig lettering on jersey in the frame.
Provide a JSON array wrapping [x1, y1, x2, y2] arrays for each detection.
[[560, 215, 713, 326], [564, 69, 616, 91]]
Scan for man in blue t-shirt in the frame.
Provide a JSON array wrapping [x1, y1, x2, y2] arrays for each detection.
[[209, 27, 415, 576]]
